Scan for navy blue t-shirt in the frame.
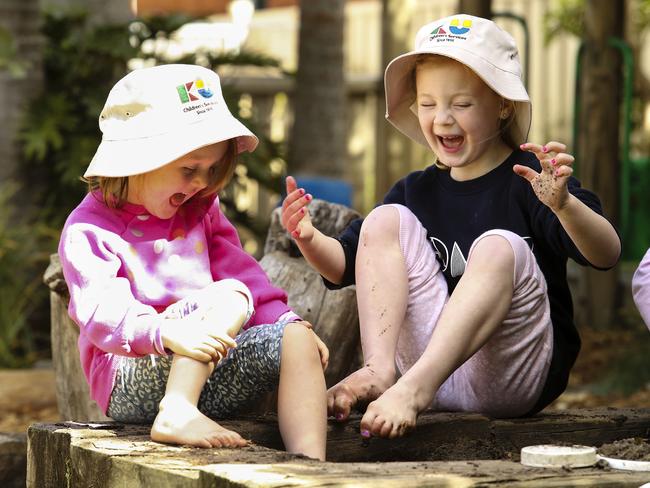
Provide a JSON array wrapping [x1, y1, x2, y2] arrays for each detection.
[[329, 149, 617, 414]]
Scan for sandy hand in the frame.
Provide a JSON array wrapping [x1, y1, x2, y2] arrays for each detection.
[[514, 141, 574, 212]]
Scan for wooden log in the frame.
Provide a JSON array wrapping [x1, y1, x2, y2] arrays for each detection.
[[0, 433, 27, 488], [264, 198, 362, 257], [27, 409, 650, 487], [44, 254, 108, 422]]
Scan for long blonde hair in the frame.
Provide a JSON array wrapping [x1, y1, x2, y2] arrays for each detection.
[[83, 139, 238, 208]]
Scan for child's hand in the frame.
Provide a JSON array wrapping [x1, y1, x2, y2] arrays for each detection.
[[313, 330, 329, 371], [514, 141, 573, 212], [281, 176, 314, 242], [161, 317, 238, 363], [291, 320, 329, 371]]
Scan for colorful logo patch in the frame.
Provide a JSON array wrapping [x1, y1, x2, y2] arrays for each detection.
[[428, 18, 472, 43], [449, 18, 472, 35], [176, 78, 214, 103]]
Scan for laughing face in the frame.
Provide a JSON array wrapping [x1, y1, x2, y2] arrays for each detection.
[[127, 141, 229, 219], [415, 56, 511, 180]]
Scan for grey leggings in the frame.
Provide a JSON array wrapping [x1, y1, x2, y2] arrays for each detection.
[[107, 320, 287, 422]]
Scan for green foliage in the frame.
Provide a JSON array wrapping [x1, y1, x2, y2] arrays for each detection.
[[544, 0, 650, 43], [0, 26, 28, 77], [543, 0, 584, 44], [19, 9, 139, 221], [19, 8, 285, 230], [0, 183, 55, 367]]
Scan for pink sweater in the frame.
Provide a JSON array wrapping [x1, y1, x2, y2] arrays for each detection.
[[58, 191, 294, 413]]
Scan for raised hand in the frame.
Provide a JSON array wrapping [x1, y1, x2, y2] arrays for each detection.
[[281, 176, 314, 242], [514, 141, 574, 212]]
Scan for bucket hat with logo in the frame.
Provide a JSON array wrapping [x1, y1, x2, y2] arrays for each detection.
[[384, 14, 531, 147], [85, 64, 258, 177]]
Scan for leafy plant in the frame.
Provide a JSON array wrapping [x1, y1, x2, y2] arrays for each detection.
[[0, 182, 55, 367], [0, 26, 28, 77], [544, 0, 650, 43], [20, 9, 286, 233]]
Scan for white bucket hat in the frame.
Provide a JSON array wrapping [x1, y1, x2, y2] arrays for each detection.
[[384, 14, 531, 147], [84, 64, 258, 177]]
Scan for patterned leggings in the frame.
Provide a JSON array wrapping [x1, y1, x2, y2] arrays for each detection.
[[107, 320, 288, 423]]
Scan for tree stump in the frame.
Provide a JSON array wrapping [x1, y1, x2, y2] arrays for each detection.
[[43, 254, 109, 422], [261, 199, 362, 387], [44, 199, 363, 420]]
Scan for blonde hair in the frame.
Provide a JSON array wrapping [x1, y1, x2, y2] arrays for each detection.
[[83, 139, 238, 209], [412, 54, 520, 169]]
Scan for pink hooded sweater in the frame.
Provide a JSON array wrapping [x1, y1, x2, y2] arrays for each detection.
[[58, 191, 295, 413]]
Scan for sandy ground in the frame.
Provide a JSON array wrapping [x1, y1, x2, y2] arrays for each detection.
[[0, 368, 60, 433]]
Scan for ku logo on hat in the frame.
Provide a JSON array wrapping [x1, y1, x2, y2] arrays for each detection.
[[449, 18, 472, 35], [176, 78, 214, 103]]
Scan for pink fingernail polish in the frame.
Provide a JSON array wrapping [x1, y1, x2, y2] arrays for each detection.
[[551, 158, 556, 165], [299, 188, 305, 195], [542, 145, 548, 153], [305, 194, 312, 201], [361, 430, 370, 438], [336, 413, 344, 420], [292, 230, 300, 238]]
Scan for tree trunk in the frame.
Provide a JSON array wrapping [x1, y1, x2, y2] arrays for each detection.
[[0, 0, 43, 184], [458, 0, 492, 18], [576, 0, 624, 329], [375, 0, 415, 198], [288, 0, 346, 178]]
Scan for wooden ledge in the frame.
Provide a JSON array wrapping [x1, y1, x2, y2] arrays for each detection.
[[27, 408, 650, 487]]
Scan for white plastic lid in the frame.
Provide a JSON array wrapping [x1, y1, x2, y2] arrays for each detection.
[[598, 455, 650, 472], [520, 445, 597, 468]]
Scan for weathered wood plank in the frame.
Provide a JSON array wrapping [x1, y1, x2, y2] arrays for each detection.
[[27, 410, 650, 488], [49, 288, 110, 422]]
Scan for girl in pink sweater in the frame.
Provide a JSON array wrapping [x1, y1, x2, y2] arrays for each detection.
[[59, 64, 328, 460]]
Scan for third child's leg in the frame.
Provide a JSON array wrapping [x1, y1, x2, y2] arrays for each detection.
[[151, 355, 247, 448], [277, 323, 327, 460], [361, 234, 516, 438], [328, 206, 406, 420]]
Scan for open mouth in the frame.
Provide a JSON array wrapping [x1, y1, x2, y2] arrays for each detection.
[[169, 193, 186, 207], [438, 135, 464, 149]]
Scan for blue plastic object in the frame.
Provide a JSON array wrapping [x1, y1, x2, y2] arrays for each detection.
[[294, 177, 353, 207]]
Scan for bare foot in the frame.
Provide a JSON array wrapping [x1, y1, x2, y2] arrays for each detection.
[[327, 365, 395, 421], [151, 396, 247, 448], [359, 379, 428, 439]]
